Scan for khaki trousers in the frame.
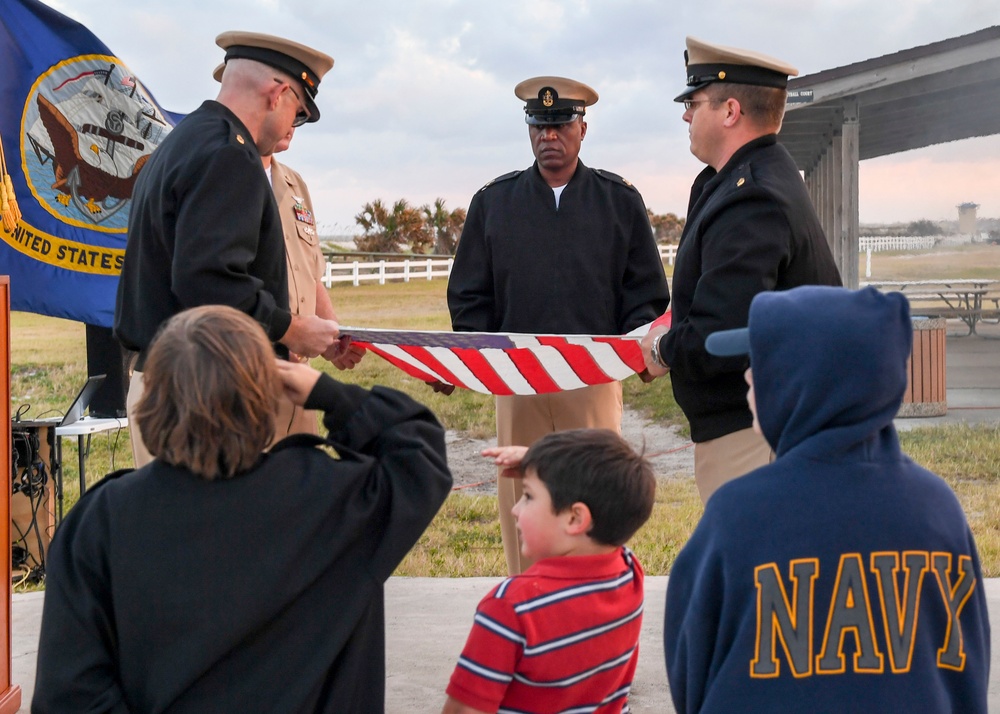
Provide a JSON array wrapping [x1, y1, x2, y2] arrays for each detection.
[[693, 426, 774, 504], [126, 370, 153, 469], [495, 381, 623, 574]]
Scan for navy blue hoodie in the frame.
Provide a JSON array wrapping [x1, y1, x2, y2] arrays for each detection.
[[664, 286, 990, 713]]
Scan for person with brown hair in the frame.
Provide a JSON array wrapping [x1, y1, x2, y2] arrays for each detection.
[[132, 305, 281, 478], [640, 37, 841, 503], [34, 305, 452, 712]]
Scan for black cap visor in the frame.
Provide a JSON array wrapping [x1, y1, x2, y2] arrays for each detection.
[[525, 111, 582, 126], [225, 45, 321, 122], [673, 81, 712, 103], [674, 62, 789, 103]]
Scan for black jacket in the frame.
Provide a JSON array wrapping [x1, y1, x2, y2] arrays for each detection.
[[660, 135, 841, 442], [114, 101, 291, 358], [448, 161, 669, 335], [33, 375, 452, 713]]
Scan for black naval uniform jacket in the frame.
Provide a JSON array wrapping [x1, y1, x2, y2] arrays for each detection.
[[33, 374, 452, 713], [659, 134, 841, 443], [114, 100, 291, 362], [447, 160, 670, 335]]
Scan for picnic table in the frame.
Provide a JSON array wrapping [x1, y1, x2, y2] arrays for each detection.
[[861, 279, 1000, 336]]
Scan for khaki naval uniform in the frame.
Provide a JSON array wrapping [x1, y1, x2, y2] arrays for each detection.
[[271, 158, 324, 438]]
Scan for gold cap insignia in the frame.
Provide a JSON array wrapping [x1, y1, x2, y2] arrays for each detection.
[[718, 70, 726, 80], [542, 89, 554, 107], [736, 177, 745, 187], [236, 134, 245, 145]]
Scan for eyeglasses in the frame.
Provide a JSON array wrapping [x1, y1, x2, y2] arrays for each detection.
[[683, 98, 744, 116], [682, 99, 715, 111], [274, 78, 310, 127]]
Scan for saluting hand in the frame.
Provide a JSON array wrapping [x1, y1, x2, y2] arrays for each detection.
[[276, 359, 322, 406]]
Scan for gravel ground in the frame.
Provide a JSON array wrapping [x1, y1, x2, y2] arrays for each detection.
[[445, 409, 695, 494]]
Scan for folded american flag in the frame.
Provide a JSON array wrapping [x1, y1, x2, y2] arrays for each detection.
[[341, 312, 670, 396]]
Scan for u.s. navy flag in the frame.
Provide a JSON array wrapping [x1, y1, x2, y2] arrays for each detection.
[[342, 319, 669, 396], [0, 0, 180, 326]]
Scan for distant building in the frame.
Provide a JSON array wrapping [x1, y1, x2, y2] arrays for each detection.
[[957, 202, 979, 234]]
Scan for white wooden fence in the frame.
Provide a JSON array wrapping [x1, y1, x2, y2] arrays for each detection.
[[322, 257, 454, 287], [659, 244, 678, 265], [859, 236, 937, 252], [321, 244, 677, 287]]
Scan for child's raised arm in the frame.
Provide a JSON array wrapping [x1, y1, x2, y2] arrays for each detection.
[[481, 445, 528, 468]]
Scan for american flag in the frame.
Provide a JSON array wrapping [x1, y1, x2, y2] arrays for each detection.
[[341, 312, 670, 396]]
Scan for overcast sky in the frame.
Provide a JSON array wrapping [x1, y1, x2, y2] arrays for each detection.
[[55, 0, 1000, 233]]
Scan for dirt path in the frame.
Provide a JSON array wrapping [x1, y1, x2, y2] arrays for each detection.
[[445, 409, 695, 493]]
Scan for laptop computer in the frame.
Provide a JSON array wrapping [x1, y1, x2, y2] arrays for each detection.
[[59, 374, 106, 427], [13, 374, 107, 428]]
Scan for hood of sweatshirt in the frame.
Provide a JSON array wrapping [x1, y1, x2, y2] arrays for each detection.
[[747, 286, 911, 459]]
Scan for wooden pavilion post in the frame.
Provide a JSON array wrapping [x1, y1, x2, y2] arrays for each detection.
[[840, 99, 860, 289]]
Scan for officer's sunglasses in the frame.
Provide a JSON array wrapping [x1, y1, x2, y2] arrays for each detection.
[[274, 78, 311, 127]]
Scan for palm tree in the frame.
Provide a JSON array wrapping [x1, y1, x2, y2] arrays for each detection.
[[422, 198, 467, 255], [354, 199, 430, 253], [647, 209, 686, 244]]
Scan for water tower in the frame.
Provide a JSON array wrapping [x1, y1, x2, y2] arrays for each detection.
[[957, 202, 979, 235]]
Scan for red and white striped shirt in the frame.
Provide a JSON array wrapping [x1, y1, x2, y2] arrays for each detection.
[[446, 548, 645, 713]]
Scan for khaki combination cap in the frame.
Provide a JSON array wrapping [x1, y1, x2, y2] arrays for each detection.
[[675, 36, 798, 102], [514, 76, 598, 126], [215, 31, 334, 123]]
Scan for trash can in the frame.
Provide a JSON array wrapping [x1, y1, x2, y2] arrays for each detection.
[[898, 317, 947, 417]]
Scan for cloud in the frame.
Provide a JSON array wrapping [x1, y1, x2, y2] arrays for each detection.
[[860, 136, 1000, 222], [59, 0, 1000, 228]]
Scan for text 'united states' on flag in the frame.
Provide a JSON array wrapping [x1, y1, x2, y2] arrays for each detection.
[[340, 318, 668, 397], [0, 0, 182, 327]]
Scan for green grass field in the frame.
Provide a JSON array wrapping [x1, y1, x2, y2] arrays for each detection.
[[8, 243, 1000, 582]]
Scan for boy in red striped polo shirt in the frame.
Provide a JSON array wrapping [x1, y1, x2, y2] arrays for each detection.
[[442, 428, 656, 714]]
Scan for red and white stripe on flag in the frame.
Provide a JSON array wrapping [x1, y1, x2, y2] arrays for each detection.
[[340, 324, 662, 396]]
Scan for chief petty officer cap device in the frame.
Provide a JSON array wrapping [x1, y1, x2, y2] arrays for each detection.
[[515, 76, 599, 126], [675, 36, 798, 102], [214, 30, 334, 123]]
